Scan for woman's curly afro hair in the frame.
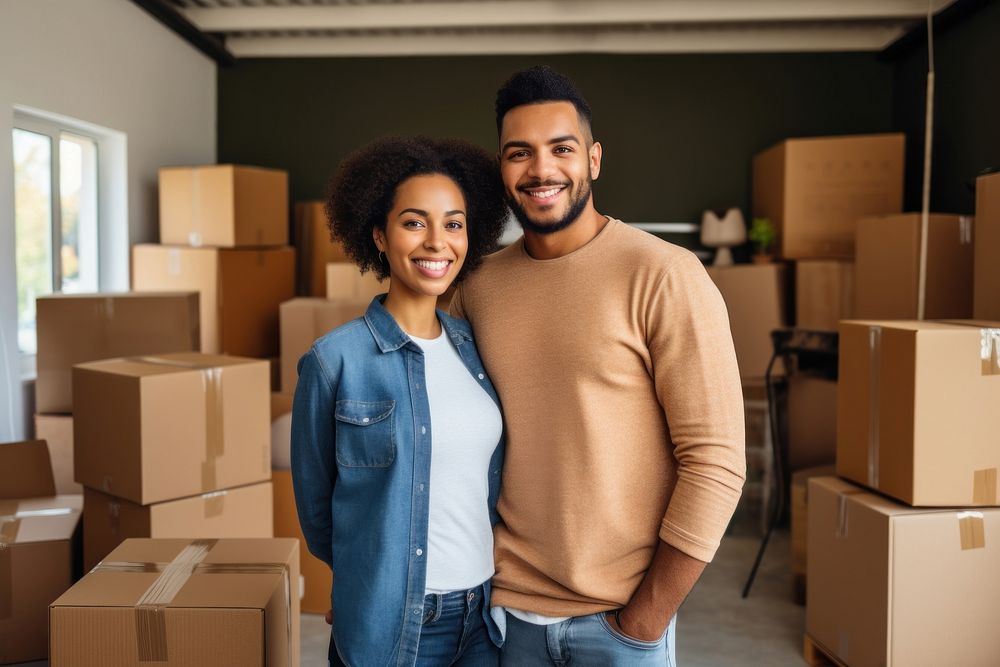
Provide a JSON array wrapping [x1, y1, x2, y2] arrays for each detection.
[[326, 136, 507, 282]]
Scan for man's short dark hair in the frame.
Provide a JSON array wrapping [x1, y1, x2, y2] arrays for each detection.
[[494, 66, 593, 140]]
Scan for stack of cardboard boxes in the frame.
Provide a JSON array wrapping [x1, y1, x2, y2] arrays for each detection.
[[802, 171, 1000, 665], [0, 440, 82, 665]]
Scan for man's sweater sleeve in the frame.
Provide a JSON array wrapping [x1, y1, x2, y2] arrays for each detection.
[[648, 252, 746, 563]]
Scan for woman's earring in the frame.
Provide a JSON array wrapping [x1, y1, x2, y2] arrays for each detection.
[[378, 250, 385, 264]]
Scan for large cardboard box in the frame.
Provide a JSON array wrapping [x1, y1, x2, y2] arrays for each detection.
[[132, 245, 295, 357], [974, 172, 1000, 320], [50, 537, 300, 667], [854, 213, 974, 320], [787, 375, 837, 470], [35, 292, 200, 413], [280, 298, 368, 393], [73, 353, 271, 505], [271, 393, 293, 470], [83, 482, 274, 571], [706, 264, 789, 380], [795, 261, 854, 330], [807, 476, 1000, 666], [0, 440, 82, 665], [837, 320, 1000, 506], [159, 165, 288, 248], [752, 133, 904, 259], [295, 201, 348, 296], [272, 470, 332, 614], [326, 262, 388, 302], [33, 414, 81, 494]]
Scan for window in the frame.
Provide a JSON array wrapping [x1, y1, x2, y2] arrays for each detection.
[[13, 111, 110, 356]]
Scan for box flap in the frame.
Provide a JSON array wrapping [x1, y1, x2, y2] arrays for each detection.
[[0, 440, 56, 498], [75, 353, 267, 378], [0, 494, 82, 544]]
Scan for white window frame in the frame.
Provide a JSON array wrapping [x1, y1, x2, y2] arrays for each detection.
[[12, 106, 128, 379]]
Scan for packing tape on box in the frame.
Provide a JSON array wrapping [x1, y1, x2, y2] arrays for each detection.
[[835, 489, 866, 539], [957, 511, 986, 550], [93, 538, 292, 665], [0, 503, 77, 620], [0, 501, 19, 620], [980, 328, 1000, 375], [188, 169, 203, 247], [866, 326, 883, 488], [973, 468, 998, 505], [959, 216, 973, 245], [202, 489, 226, 518], [126, 356, 225, 494]]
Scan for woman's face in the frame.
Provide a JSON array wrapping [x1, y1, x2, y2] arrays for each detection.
[[375, 173, 469, 300]]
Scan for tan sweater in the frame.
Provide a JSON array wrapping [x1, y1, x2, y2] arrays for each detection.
[[452, 218, 746, 617]]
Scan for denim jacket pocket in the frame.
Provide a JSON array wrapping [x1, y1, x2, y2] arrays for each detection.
[[334, 399, 396, 468]]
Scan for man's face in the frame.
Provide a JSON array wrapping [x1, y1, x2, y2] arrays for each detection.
[[499, 101, 601, 235]]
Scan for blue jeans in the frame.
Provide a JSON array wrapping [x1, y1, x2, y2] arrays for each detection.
[[330, 584, 498, 666], [500, 610, 677, 666]]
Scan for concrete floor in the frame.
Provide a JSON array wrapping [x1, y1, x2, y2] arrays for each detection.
[[19, 531, 805, 666]]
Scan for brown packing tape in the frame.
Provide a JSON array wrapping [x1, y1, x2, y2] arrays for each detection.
[[203, 490, 226, 518], [125, 356, 225, 494], [957, 512, 986, 550], [93, 539, 292, 665], [835, 489, 866, 539], [866, 326, 882, 488], [973, 468, 999, 505], [0, 501, 20, 620]]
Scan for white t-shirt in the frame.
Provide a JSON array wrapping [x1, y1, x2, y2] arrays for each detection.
[[412, 329, 503, 594]]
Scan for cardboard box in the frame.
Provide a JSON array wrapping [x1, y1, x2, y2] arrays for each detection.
[[295, 201, 348, 296], [159, 165, 288, 248], [326, 262, 388, 302], [35, 292, 200, 413], [33, 414, 81, 495], [837, 320, 1000, 506], [854, 213, 974, 320], [271, 393, 293, 470], [272, 470, 332, 614], [706, 264, 789, 380], [132, 245, 295, 357], [280, 298, 368, 394], [974, 172, 1000, 320], [787, 376, 837, 470], [795, 261, 854, 330], [50, 537, 300, 667], [0, 440, 82, 665], [73, 353, 271, 505], [807, 476, 1000, 666], [752, 133, 904, 259], [790, 465, 835, 599], [83, 482, 274, 571]]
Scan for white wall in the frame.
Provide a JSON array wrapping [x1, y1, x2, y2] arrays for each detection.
[[0, 0, 217, 440]]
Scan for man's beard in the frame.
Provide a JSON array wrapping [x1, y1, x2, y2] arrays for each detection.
[[507, 175, 592, 236]]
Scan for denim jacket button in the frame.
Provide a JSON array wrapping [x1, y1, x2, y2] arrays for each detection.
[[478, 373, 485, 380], [415, 548, 423, 556], [421, 426, 427, 435]]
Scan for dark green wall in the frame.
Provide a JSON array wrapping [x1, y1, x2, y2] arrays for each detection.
[[218, 53, 893, 226], [891, 0, 1000, 214]]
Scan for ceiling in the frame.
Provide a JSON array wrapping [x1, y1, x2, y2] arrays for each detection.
[[168, 0, 957, 58]]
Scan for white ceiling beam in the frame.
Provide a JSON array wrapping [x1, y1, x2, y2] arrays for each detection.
[[186, 0, 951, 33], [227, 23, 910, 57]]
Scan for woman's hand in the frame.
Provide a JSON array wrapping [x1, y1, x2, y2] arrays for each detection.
[[325, 608, 333, 625]]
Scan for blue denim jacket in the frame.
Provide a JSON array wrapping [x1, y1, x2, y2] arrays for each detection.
[[291, 295, 504, 666]]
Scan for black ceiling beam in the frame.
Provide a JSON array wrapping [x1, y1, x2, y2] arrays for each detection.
[[131, 0, 236, 67], [879, 0, 994, 62]]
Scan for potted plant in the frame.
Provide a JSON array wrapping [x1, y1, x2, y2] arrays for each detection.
[[748, 217, 776, 264]]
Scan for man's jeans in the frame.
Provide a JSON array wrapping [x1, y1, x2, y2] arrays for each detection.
[[500, 610, 677, 666], [416, 585, 499, 666]]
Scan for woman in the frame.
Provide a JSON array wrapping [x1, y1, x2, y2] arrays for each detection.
[[291, 136, 509, 667]]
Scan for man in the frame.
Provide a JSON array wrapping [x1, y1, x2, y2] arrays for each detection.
[[451, 66, 746, 665]]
